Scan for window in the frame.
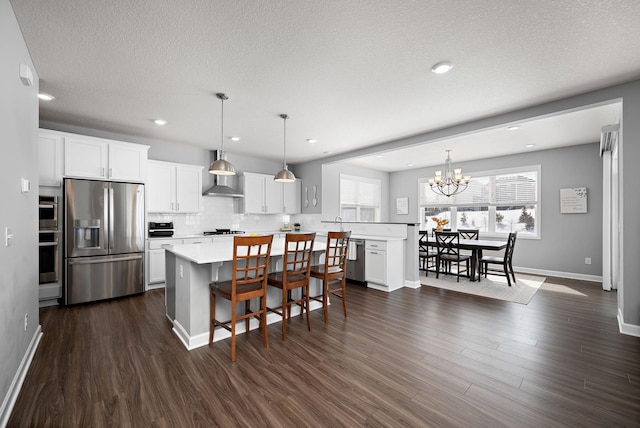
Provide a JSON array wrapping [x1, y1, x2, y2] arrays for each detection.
[[340, 174, 381, 222], [419, 165, 540, 238]]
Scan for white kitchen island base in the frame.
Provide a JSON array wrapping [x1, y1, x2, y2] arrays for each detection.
[[165, 240, 326, 351]]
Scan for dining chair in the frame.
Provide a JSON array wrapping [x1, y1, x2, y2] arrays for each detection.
[[458, 229, 479, 240], [481, 232, 517, 286], [432, 227, 451, 236], [435, 231, 471, 282], [209, 234, 273, 362], [458, 228, 480, 260], [267, 232, 316, 340], [418, 230, 437, 275], [310, 231, 351, 324]]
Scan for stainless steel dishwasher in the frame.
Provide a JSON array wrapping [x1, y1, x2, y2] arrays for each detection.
[[346, 238, 366, 284]]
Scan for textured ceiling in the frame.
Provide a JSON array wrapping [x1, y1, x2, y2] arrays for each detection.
[[10, 0, 640, 166]]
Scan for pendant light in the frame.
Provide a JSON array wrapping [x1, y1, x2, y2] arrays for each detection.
[[274, 114, 296, 182], [208, 93, 236, 175]]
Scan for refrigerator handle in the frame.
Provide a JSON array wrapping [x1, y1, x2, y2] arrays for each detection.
[[67, 254, 143, 265], [109, 186, 115, 250]]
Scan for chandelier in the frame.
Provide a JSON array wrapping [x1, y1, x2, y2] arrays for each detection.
[[428, 150, 470, 197]]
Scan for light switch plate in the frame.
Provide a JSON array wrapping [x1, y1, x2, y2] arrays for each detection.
[[21, 178, 30, 193], [5, 227, 13, 247], [19, 64, 33, 87]]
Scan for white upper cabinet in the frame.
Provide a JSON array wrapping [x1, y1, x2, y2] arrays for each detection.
[[175, 165, 203, 212], [64, 137, 108, 179], [147, 160, 202, 213], [64, 135, 148, 182], [242, 172, 301, 214], [282, 180, 301, 214], [241, 172, 283, 214], [146, 160, 176, 213], [38, 131, 64, 187], [108, 142, 148, 182]]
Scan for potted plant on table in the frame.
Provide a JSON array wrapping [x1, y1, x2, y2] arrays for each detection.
[[432, 217, 449, 232]]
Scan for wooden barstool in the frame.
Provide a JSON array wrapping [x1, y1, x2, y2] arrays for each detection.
[[267, 232, 316, 340], [209, 234, 273, 362], [310, 231, 351, 324]]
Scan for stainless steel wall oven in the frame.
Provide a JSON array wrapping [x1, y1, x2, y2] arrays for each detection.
[[38, 195, 58, 229]]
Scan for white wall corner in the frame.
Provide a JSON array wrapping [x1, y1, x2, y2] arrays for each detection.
[[618, 308, 640, 337]]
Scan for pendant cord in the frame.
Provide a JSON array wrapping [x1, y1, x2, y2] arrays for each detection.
[[220, 98, 225, 154], [283, 116, 287, 167]]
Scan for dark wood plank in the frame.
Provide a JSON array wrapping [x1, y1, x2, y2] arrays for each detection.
[[7, 277, 640, 427]]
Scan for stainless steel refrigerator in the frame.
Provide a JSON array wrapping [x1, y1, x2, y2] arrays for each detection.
[[64, 178, 145, 305]]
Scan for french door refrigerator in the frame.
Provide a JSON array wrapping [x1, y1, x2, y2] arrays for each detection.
[[64, 178, 145, 305]]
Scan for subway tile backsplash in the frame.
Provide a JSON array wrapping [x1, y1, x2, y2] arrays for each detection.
[[147, 197, 309, 235]]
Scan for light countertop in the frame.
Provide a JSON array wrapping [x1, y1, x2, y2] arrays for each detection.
[[164, 237, 327, 265]]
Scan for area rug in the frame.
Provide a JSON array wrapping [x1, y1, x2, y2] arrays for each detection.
[[421, 271, 545, 304]]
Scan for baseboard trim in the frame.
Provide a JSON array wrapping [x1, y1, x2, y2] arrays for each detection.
[[0, 325, 43, 427], [173, 299, 326, 350], [404, 279, 421, 289], [514, 266, 602, 283], [618, 308, 640, 337]]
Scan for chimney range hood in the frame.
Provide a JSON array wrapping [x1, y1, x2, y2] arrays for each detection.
[[203, 151, 244, 198]]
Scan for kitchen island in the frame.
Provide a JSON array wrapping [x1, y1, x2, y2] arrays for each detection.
[[164, 236, 328, 350]]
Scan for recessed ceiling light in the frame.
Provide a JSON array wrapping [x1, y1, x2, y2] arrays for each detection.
[[431, 61, 453, 74], [407, 163, 414, 167], [38, 93, 55, 101], [507, 125, 520, 131], [525, 144, 535, 148], [306, 139, 318, 144], [323, 151, 332, 155], [230, 136, 240, 142], [375, 155, 383, 158], [153, 119, 167, 126]]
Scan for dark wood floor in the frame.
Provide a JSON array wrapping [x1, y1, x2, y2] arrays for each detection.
[[8, 277, 640, 427]]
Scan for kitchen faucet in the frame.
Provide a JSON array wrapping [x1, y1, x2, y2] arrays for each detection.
[[334, 216, 343, 231]]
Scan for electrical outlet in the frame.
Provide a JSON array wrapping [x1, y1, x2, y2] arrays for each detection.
[[179, 265, 184, 278], [585, 257, 592, 265], [24, 313, 28, 331]]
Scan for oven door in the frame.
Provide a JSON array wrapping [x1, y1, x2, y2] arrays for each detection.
[[39, 196, 58, 229], [39, 231, 59, 283]]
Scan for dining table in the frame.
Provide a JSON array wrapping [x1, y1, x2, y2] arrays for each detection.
[[425, 235, 508, 281]]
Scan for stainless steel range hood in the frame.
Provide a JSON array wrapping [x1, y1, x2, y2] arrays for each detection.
[[203, 151, 244, 197]]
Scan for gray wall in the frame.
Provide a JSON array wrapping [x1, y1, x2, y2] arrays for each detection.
[[389, 143, 603, 276], [1, 0, 40, 423]]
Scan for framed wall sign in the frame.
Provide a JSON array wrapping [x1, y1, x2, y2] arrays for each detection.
[[396, 197, 409, 215], [560, 187, 587, 213]]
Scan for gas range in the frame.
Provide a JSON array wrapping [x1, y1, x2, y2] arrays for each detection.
[[204, 229, 245, 236]]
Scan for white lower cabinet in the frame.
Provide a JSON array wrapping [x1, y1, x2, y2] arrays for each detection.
[[365, 239, 404, 292], [147, 239, 179, 289], [146, 237, 213, 288]]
